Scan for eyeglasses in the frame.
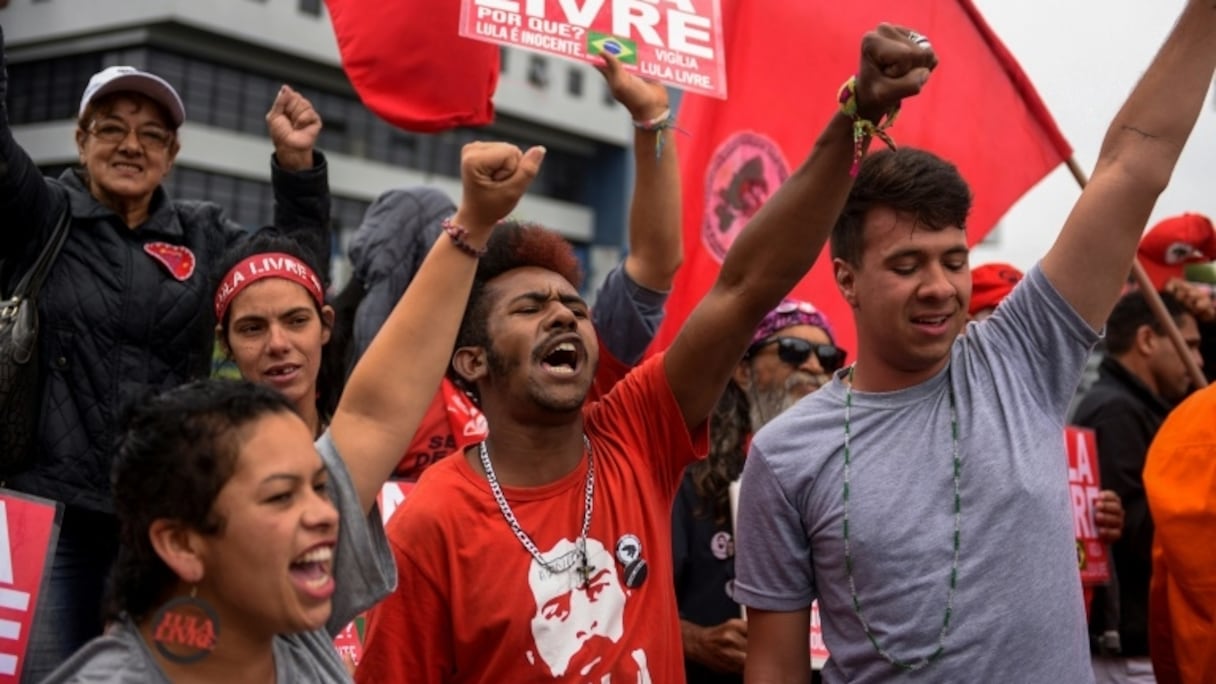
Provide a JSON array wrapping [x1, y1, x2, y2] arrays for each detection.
[[88, 121, 174, 151], [745, 337, 847, 372]]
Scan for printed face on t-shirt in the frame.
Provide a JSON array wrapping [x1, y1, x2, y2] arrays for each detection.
[[481, 267, 599, 413], [527, 537, 625, 678]]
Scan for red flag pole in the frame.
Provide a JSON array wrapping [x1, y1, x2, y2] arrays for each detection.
[[1065, 157, 1208, 389]]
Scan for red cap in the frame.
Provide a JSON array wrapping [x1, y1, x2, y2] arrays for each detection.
[[1137, 213, 1216, 291], [969, 262, 1024, 316]]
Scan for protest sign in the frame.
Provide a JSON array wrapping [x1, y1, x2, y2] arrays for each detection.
[[1065, 426, 1110, 586], [0, 490, 61, 682], [460, 0, 727, 98]]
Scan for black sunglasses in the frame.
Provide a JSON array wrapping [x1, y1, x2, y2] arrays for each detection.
[[746, 337, 847, 372]]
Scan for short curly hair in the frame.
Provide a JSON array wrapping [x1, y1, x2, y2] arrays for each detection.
[[106, 379, 297, 621], [454, 221, 583, 351]]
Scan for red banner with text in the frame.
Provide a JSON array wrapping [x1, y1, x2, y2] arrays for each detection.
[[460, 0, 727, 97], [1065, 426, 1110, 586]]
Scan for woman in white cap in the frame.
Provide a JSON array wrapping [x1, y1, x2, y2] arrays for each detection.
[[0, 25, 331, 680]]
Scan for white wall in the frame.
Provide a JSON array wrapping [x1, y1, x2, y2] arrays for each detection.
[[970, 0, 1216, 271]]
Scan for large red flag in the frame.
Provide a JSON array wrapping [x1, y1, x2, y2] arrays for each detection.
[[652, 0, 1072, 357], [324, 0, 498, 132]]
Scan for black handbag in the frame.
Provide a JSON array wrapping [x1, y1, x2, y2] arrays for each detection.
[[0, 207, 71, 475]]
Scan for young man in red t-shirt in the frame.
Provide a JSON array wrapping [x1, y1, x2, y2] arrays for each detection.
[[356, 32, 938, 683]]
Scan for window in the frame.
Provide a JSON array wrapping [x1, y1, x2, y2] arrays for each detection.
[[527, 56, 549, 89], [566, 68, 584, 97], [298, 0, 322, 17]]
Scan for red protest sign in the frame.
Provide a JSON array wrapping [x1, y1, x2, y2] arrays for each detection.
[[459, 0, 727, 98], [0, 489, 61, 683], [809, 600, 829, 670], [1064, 427, 1110, 586]]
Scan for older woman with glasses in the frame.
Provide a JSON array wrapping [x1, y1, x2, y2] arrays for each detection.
[[0, 25, 330, 681]]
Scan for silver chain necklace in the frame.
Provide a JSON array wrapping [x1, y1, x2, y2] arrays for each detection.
[[842, 365, 961, 671], [478, 435, 597, 588]]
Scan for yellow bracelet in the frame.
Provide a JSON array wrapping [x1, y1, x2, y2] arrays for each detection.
[[837, 76, 899, 176]]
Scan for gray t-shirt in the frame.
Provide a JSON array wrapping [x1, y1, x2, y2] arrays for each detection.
[[42, 431, 395, 684], [735, 264, 1099, 683]]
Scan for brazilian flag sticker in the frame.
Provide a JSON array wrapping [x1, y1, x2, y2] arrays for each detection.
[[587, 32, 638, 64]]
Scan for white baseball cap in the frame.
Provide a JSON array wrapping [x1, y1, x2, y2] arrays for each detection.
[[78, 66, 186, 127]]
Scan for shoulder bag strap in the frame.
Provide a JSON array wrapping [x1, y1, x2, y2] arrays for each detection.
[[12, 205, 72, 299]]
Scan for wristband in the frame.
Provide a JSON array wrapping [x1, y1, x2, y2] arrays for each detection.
[[442, 217, 487, 259], [837, 76, 900, 177]]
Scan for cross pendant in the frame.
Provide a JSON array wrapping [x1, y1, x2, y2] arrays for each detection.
[[576, 558, 595, 589]]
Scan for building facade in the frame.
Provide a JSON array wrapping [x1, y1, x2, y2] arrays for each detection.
[[2, 0, 637, 289]]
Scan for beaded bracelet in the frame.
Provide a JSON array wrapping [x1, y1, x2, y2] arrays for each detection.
[[632, 108, 685, 159], [837, 76, 900, 177], [442, 217, 487, 259]]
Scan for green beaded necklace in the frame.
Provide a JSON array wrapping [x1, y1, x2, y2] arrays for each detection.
[[842, 364, 961, 671]]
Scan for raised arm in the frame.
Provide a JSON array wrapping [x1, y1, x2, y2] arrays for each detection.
[[665, 26, 935, 429], [265, 85, 331, 268], [330, 143, 545, 513], [597, 53, 682, 292], [0, 24, 64, 257], [1040, 1, 1216, 330], [589, 54, 680, 365]]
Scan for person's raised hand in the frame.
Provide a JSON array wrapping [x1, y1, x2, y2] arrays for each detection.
[[595, 52, 669, 124], [452, 141, 545, 238], [1164, 277, 1216, 323], [854, 23, 939, 121], [266, 85, 321, 171]]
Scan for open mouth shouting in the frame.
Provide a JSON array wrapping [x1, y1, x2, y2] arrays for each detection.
[[538, 336, 585, 378], [288, 543, 335, 601]]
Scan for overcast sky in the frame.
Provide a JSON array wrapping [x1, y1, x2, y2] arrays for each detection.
[[968, 0, 1215, 270]]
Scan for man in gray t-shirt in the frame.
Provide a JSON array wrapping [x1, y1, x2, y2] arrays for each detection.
[[734, 5, 1216, 682]]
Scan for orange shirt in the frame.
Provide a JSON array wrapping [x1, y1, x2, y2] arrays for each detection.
[[358, 353, 707, 682], [1143, 383, 1216, 684]]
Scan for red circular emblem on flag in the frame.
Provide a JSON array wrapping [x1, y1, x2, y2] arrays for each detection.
[[702, 132, 790, 263]]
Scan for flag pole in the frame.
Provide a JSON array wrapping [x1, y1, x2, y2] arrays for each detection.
[[1064, 157, 1208, 389]]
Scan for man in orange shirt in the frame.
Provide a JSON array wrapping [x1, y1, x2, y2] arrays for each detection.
[[1143, 381, 1216, 684]]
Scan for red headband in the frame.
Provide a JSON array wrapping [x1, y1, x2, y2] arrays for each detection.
[[214, 252, 324, 321]]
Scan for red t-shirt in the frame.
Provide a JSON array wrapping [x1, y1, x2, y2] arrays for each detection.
[[357, 353, 707, 683], [393, 336, 631, 479]]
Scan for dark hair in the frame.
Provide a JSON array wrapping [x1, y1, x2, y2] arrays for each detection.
[[213, 230, 337, 417], [830, 148, 973, 266], [106, 379, 297, 621], [319, 275, 367, 414], [1104, 290, 1189, 355], [688, 380, 750, 526], [453, 221, 584, 352]]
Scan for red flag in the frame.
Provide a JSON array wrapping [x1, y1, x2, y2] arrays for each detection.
[[652, 0, 1072, 356], [324, 0, 499, 132]]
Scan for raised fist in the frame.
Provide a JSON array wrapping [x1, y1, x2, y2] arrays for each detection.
[[266, 85, 321, 171], [454, 142, 546, 234], [855, 24, 939, 121]]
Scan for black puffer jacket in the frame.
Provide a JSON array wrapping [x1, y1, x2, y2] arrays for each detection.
[[0, 33, 330, 511]]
